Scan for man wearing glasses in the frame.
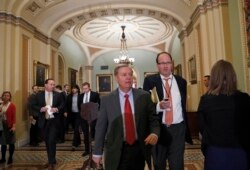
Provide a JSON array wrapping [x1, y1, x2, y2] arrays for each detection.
[[143, 52, 193, 170]]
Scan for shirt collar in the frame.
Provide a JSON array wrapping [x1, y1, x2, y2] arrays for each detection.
[[160, 74, 173, 80], [118, 88, 132, 97]]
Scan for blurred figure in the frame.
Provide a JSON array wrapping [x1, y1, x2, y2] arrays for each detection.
[[0, 91, 16, 165], [27, 85, 40, 146], [203, 75, 210, 90], [63, 84, 70, 97], [55, 85, 66, 143], [62, 84, 71, 132], [65, 85, 81, 151], [93, 64, 160, 170], [198, 60, 250, 170], [30, 78, 64, 170], [78, 82, 100, 157]]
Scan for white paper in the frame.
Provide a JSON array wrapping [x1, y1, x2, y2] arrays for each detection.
[[45, 105, 54, 118]]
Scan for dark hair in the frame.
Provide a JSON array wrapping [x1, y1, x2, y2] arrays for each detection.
[[156, 52, 172, 64], [71, 84, 80, 91], [55, 85, 62, 90], [44, 78, 54, 84], [64, 84, 69, 88], [1, 91, 12, 101], [208, 60, 237, 95]]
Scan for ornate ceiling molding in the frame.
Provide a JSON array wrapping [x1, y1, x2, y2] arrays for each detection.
[[51, 7, 183, 43], [72, 15, 174, 48], [24, 0, 66, 16]]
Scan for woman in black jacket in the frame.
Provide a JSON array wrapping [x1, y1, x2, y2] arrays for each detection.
[[198, 60, 250, 170]]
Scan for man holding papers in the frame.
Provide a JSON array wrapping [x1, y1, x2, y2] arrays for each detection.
[[30, 78, 64, 170]]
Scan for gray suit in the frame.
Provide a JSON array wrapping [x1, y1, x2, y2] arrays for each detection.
[[94, 88, 160, 170]]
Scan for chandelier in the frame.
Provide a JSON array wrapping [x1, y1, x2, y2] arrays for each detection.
[[114, 26, 135, 65]]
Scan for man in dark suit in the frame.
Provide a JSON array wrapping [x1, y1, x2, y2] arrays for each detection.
[[93, 64, 160, 170], [78, 82, 100, 156], [27, 85, 40, 146], [62, 84, 71, 133], [30, 78, 64, 170], [143, 52, 193, 170]]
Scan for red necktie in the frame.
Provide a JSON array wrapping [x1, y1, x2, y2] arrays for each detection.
[[164, 78, 173, 125], [124, 94, 136, 145]]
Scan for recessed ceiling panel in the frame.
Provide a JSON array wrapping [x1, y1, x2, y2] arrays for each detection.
[[73, 15, 174, 48]]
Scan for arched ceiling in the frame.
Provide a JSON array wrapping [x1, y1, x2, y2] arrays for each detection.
[[0, 0, 200, 49]]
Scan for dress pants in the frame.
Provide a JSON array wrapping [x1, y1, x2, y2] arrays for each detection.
[[72, 112, 84, 147], [44, 118, 58, 164], [117, 141, 145, 170], [57, 113, 65, 142], [153, 122, 185, 170], [81, 119, 90, 152], [29, 116, 39, 145]]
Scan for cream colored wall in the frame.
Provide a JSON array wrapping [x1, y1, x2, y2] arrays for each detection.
[[229, 0, 250, 93], [0, 19, 59, 146], [0, 22, 30, 146], [182, 2, 236, 111]]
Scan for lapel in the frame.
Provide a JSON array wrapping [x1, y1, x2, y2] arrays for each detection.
[[52, 92, 56, 107], [155, 74, 164, 100], [174, 75, 184, 99], [112, 89, 122, 116], [89, 91, 93, 102], [132, 89, 139, 128], [111, 89, 124, 136], [41, 91, 46, 106]]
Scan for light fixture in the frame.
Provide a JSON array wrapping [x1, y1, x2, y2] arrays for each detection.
[[114, 25, 135, 65]]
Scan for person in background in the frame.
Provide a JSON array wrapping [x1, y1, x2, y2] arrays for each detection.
[[63, 84, 70, 97], [198, 60, 250, 170], [93, 64, 160, 170], [62, 84, 71, 132], [27, 85, 40, 146], [143, 52, 193, 170], [54, 85, 66, 143], [0, 97, 2, 104], [65, 85, 81, 151], [198, 75, 211, 140], [0, 91, 16, 165], [78, 82, 100, 157], [30, 78, 64, 170], [203, 75, 210, 89]]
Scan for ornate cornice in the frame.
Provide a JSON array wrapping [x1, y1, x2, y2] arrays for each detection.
[[181, 0, 228, 37], [0, 12, 60, 48]]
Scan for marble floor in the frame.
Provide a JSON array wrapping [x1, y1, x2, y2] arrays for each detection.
[[0, 133, 204, 170]]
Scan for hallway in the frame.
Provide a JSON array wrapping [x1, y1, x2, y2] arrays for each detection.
[[0, 133, 204, 170]]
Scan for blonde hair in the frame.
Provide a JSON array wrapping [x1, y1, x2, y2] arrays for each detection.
[[207, 60, 237, 96]]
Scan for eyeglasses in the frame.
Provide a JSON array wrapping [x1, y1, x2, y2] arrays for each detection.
[[157, 62, 172, 65]]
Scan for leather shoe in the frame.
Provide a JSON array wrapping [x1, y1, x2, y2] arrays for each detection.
[[82, 151, 90, 157]]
